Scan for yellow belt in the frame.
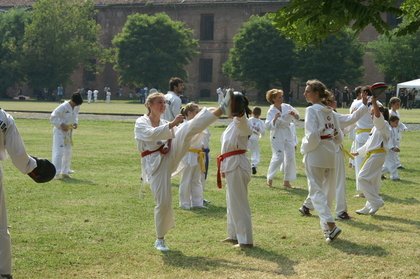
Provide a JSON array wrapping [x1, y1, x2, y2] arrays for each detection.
[[188, 148, 205, 173], [340, 145, 354, 159], [361, 148, 385, 169], [356, 128, 371, 134]]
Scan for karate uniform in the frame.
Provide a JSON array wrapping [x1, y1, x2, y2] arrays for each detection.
[[220, 116, 253, 245], [389, 109, 407, 168], [357, 114, 390, 210], [135, 108, 217, 238], [303, 104, 368, 216], [176, 121, 206, 209], [351, 99, 373, 192], [87, 90, 92, 103], [265, 103, 299, 183], [162, 91, 182, 121], [0, 109, 37, 275], [50, 101, 80, 176], [301, 104, 343, 232], [382, 127, 400, 180], [247, 117, 265, 169]]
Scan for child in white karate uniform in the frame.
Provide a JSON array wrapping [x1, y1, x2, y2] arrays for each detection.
[[382, 115, 401, 181], [176, 103, 207, 209], [247, 107, 265, 175], [353, 95, 390, 215], [388, 97, 407, 169], [301, 80, 343, 242], [218, 92, 253, 248], [265, 89, 299, 189]]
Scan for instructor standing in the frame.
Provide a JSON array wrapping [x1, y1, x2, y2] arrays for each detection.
[[162, 77, 184, 121], [0, 109, 55, 279], [50, 92, 83, 179]]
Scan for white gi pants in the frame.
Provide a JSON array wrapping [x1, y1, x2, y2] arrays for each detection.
[[0, 169, 12, 275], [150, 109, 217, 238], [179, 164, 203, 208], [304, 164, 336, 231], [225, 166, 253, 244], [354, 134, 368, 192], [382, 151, 399, 180], [267, 140, 296, 182], [248, 138, 260, 168], [358, 153, 385, 209], [52, 128, 72, 175]]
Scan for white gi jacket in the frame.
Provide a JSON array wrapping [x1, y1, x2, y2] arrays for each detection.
[[301, 104, 343, 168], [162, 91, 182, 121], [265, 103, 299, 145], [357, 114, 390, 157]]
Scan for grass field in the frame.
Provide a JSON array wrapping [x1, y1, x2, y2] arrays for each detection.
[[2, 101, 420, 278]]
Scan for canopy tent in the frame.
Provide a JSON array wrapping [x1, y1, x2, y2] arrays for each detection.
[[396, 78, 420, 95]]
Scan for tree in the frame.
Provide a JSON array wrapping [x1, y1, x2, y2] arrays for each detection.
[[271, 0, 419, 47], [0, 8, 29, 98], [296, 30, 364, 88], [223, 15, 296, 101], [23, 0, 100, 97], [368, 30, 420, 83], [112, 13, 198, 90]]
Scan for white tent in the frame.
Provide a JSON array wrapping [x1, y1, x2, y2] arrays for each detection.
[[396, 78, 420, 95]]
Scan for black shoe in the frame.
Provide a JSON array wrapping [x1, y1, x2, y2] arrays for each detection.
[[336, 211, 351, 220], [397, 166, 405, 169], [299, 205, 311, 216], [252, 166, 257, 175], [381, 175, 387, 180], [1, 275, 13, 279]]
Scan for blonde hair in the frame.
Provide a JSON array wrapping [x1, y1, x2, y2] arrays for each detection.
[[145, 92, 165, 115], [180, 102, 200, 118], [266, 88, 283, 104]]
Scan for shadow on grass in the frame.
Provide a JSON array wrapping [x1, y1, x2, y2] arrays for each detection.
[[330, 239, 389, 256], [187, 204, 227, 218], [162, 248, 298, 276], [382, 194, 420, 205], [55, 177, 97, 186], [343, 218, 384, 232], [372, 214, 420, 228]]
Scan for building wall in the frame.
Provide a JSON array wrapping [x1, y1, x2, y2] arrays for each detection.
[[73, 2, 287, 101]]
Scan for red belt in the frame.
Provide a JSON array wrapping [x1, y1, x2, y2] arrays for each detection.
[[216, 149, 247, 189], [320, 135, 332, 139], [141, 139, 172, 157]]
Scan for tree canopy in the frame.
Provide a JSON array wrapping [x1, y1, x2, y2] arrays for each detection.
[[296, 30, 364, 88], [272, 0, 420, 47], [23, 0, 100, 93], [368, 30, 420, 84], [223, 15, 296, 99], [0, 8, 29, 97], [112, 13, 198, 89]]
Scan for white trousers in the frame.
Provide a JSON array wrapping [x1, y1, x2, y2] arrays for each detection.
[[382, 151, 399, 179], [149, 109, 217, 238], [248, 138, 260, 168], [304, 164, 336, 231], [354, 139, 367, 192], [178, 164, 203, 208], [225, 166, 253, 244], [358, 153, 385, 209], [267, 140, 296, 182], [303, 150, 347, 215], [0, 168, 12, 275], [52, 128, 72, 175]]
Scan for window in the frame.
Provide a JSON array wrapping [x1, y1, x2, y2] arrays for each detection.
[[200, 89, 211, 98], [199, 58, 213, 82], [200, 14, 214, 41]]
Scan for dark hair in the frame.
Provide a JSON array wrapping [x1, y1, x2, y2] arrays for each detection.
[[71, 92, 83, 105], [355, 86, 362, 96], [389, 115, 399, 123], [361, 85, 372, 96], [378, 105, 389, 122], [169, 77, 184, 91], [252, 106, 262, 116]]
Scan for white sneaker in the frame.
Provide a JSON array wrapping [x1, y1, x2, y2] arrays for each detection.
[[355, 207, 370, 215], [154, 239, 169, 252], [369, 203, 384, 215], [68, 169, 75, 174]]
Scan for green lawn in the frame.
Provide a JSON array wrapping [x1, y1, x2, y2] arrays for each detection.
[[3, 113, 419, 278]]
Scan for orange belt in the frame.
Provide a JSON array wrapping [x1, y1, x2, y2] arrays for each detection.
[[216, 149, 247, 189], [141, 139, 172, 157]]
